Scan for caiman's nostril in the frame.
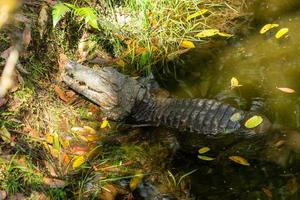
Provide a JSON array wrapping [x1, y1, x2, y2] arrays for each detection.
[[64, 61, 76, 71]]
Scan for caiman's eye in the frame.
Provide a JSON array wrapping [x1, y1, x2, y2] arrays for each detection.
[[78, 81, 86, 86]]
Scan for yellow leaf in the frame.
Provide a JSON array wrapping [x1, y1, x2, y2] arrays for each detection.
[[186, 9, 208, 21], [195, 29, 219, 38], [198, 147, 210, 154], [116, 59, 126, 67], [275, 28, 289, 39], [180, 40, 195, 49], [130, 170, 144, 191], [198, 155, 215, 161], [276, 87, 295, 93], [218, 32, 234, 38], [53, 132, 60, 151], [229, 156, 250, 166], [244, 115, 263, 129], [72, 155, 86, 169], [83, 126, 96, 134], [230, 77, 242, 89], [100, 120, 110, 129], [259, 24, 279, 34], [230, 112, 242, 122]]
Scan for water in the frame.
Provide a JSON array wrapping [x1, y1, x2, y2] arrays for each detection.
[[158, 1, 300, 199]]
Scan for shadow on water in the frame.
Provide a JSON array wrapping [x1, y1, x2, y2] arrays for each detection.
[[156, 1, 300, 199]]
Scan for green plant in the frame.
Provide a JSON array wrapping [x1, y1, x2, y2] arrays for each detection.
[[52, 2, 99, 29]]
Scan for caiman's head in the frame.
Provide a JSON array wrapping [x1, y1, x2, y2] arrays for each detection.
[[62, 61, 145, 121]]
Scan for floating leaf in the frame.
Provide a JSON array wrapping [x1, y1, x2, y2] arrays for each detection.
[[230, 77, 242, 89], [72, 155, 86, 168], [198, 155, 215, 161], [245, 115, 263, 129], [218, 32, 234, 38], [198, 147, 210, 154], [230, 112, 242, 122], [180, 40, 195, 49], [276, 87, 295, 93], [229, 156, 250, 166], [101, 120, 110, 129], [275, 28, 289, 39], [195, 29, 219, 38], [186, 9, 208, 21], [259, 24, 279, 34]]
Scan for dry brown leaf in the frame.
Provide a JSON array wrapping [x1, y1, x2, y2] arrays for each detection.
[[0, 190, 7, 200], [43, 177, 67, 188], [22, 24, 31, 49], [53, 85, 69, 102], [276, 87, 295, 93], [38, 4, 49, 38], [261, 187, 272, 198]]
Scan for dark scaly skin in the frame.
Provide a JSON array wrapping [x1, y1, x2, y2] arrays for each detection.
[[62, 61, 271, 138]]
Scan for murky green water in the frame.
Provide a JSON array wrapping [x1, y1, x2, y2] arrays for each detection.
[[159, 1, 300, 199]]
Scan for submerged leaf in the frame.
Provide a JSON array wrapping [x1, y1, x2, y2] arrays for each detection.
[[186, 9, 208, 21], [229, 156, 250, 166], [72, 155, 86, 169], [198, 155, 215, 161], [195, 29, 219, 38], [275, 28, 289, 39], [259, 24, 279, 34], [245, 115, 263, 129], [180, 40, 195, 49], [276, 87, 295, 93], [198, 147, 210, 154]]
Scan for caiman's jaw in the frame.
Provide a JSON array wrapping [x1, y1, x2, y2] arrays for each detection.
[[62, 61, 144, 121]]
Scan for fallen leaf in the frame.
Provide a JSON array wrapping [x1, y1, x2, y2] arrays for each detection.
[[274, 140, 286, 148], [53, 85, 69, 102], [229, 156, 250, 166], [130, 170, 144, 191], [261, 187, 273, 198], [0, 126, 11, 144], [230, 77, 242, 89], [275, 28, 289, 39], [116, 59, 126, 67], [198, 147, 210, 154], [218, 32, 234, 38], [198, 155, 215, 161], [260, 24, 279, 34], [195, 29, 219, 38], [72, 155, 86, 169], [0, 190, 7, 200], [186, 9, 208, 21], [166, 49, 190, 61], [38, 4, 49, 38], [230, 112, 242, 122], [22, 24, 31, 49], [100, 120, 110, 129], [245, 115, 263, 129], [276, 87, 295, 93], [43, 177, 67, 188], [180, 40, 196, 48]]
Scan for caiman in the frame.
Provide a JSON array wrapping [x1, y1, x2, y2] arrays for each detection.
[[61, 61, 271, 138]]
